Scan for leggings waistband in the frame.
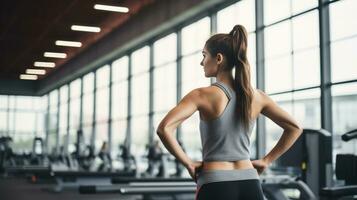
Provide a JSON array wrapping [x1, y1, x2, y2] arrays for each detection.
[[196, 168, 259, 188]]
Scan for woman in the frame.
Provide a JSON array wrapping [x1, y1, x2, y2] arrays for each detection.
[[156, 25, 302, 200]]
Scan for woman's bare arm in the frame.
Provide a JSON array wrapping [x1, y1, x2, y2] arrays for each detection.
[[156, 89, 203, 168], [258, 90, 303, 164]]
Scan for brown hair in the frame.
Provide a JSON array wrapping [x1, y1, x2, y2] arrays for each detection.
[[205, 25, 253, 131]]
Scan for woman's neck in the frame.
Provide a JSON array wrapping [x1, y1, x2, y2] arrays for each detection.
[[216, 71, 234, 87]]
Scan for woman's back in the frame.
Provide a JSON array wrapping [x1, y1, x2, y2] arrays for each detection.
[[197, 80, 266, 171], [199, 81, 255, 162], [198, 82, 263, 124]]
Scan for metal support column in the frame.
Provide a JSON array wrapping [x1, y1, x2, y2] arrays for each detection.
[[176, 29, 183, 142], [318, 0, 333, 188], [91, 73, 97, 150], [149, 44, 155, 145], [56, 90, 60, 154], [126, 54, 133, 154], [255, 0, 266, 159], [108, 63, 113, 154]]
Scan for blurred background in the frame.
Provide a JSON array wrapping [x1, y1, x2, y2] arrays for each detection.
[[0, 0, 356, 199]]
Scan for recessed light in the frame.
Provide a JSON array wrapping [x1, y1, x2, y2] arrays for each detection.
[[71, 25, 101, 33], [44, 52, 67, 58], [94, 4, 129, 13], [20, 74, 38, 80], [34, 61, 55, 68], [55, 40, 82, 47], [26, 69, 46, 75]]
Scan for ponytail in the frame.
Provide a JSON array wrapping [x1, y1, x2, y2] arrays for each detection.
[[230, 25, 253, 131]]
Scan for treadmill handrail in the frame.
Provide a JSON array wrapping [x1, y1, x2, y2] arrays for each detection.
[[79, 185, 197, 195], [111, 177, 192, 184], [262, 180, 316, 200], [341, 129, 357, 142], [53, 170, 134, 177], [129, 182, 195, 187], [321, 185, 357, 197], [119, 186, 196, 194]]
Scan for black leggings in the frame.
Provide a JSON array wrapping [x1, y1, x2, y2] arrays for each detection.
[[196, 179, 265, 200]]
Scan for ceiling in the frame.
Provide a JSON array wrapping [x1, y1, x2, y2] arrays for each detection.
[[0, 0, 156, 80]]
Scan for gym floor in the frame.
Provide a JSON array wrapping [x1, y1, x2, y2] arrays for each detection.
[[0, 177, 137, 200]]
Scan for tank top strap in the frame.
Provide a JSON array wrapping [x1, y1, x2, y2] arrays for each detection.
[[212, 81, 234, 100]]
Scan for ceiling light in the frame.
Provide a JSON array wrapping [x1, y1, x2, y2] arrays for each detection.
[[71, 25, 101, 33], [55, 40, 82, 47], [26, 69, 46, 75], [94, 4, 129, 13], [34, 61, 55, 68], [44, 52, 67, 58], [20, 74, 38, 80]]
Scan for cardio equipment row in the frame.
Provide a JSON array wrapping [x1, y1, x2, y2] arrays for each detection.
[[1, 128, 356, 200]]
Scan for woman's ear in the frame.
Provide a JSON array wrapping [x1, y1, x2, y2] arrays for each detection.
[[216, 53, 224, 65]]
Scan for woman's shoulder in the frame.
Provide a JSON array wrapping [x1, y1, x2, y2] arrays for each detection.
[[251, 88, 274, 109], [185, 86, 218, 98], [191, 87, 271, 106], [181, 86, 224, 107]]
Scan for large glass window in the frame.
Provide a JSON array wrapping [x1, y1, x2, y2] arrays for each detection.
[[14, 112, 35, 133], [265, 21, 291, 60], [264, 0, 318, 25], [48, 90, 58, 154], [329, 0, 357, 41], [11, 96, 38, 152], [131, 46, 150, 163], [95, 65, 110, 151], [331, 37, 357, 82], [59, 85, 68, 151], [265, 10, 320, 93], [8, 105, 15, 135], [0, 112, 7, 135], [182, 17, 210, 56], [217, 0, 255, 33], [264, 21, 292, 94], [153, 33, 177, 142], [0, 96, 8, 136], [330, 0, 357, 83], [0, 95, 8, 109], [0, 95, 47, 153], [35, 96, 47, 138], [68, 79, 81, 152], [292, 11, 320, 89], [82, 73, 94, 145], [265, 56, 293, 93], [112, 56, 129, 157], [151, 34, 178, 175]]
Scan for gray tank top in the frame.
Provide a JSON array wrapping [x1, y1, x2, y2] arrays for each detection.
[[199, 81, 255, 162]]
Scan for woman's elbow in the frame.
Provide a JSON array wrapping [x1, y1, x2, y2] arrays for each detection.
[[156, 122, 168, 136], [295, 122, 303, 132], [292, 124, 303, 136], [285, 123, 303, 136], [296, 127, 303, 137]]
